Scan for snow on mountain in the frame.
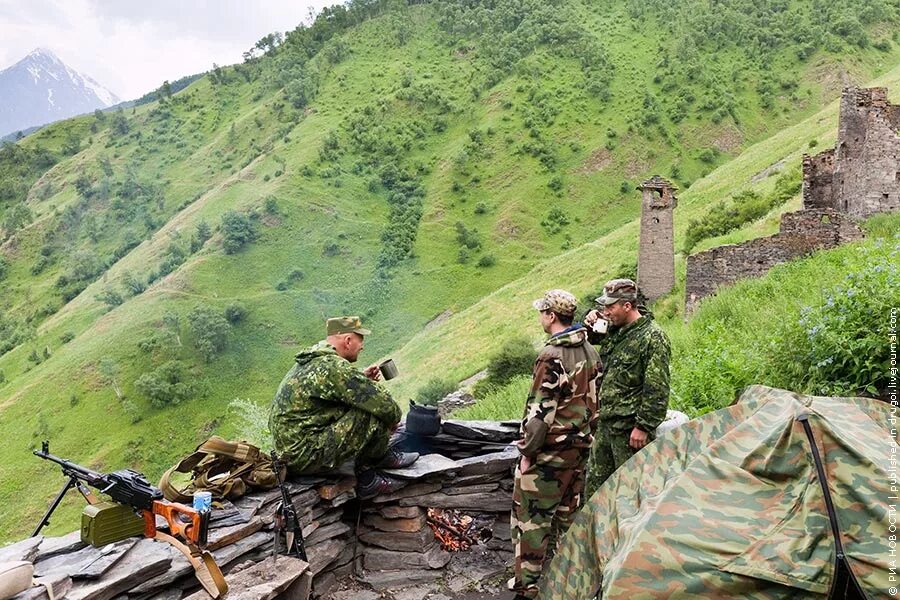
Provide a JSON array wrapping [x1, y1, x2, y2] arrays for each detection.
[[0, 48, 121, 138]]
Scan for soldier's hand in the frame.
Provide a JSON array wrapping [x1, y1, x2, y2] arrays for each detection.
[[364, 365, 382, 381], [629, 427, 649, 450], [584, 309, 601, 326]]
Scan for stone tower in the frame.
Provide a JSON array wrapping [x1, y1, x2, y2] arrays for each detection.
[[637, 176, 677, 302], [803, 86, 900, 218]]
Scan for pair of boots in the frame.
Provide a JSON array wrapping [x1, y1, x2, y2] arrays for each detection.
[[354, 447, 419, 499]]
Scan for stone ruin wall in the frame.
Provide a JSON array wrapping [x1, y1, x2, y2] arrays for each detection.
[[804, 86, 900, 218], [686, 86, 897, 311], [685, 210, 864, 310]]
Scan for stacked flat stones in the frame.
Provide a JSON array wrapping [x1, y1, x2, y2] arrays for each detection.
[[1, 420, 520, 600]]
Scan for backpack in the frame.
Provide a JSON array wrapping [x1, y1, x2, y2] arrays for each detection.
[[159, 436, 284, 503]]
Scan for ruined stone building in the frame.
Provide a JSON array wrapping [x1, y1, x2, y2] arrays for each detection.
[[684, 86, 897, 311], [803, 86, 900, 217], [637, 176, 677, 302]]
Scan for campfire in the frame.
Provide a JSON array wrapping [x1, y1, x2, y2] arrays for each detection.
[[426, 508, 494, 551]]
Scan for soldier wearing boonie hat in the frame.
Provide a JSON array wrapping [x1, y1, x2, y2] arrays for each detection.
[[510, 289, 602, 599], [269, 315, 418, 499], [584, 278, 672, 497]]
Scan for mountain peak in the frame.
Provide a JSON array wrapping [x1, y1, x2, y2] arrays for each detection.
[[1, 48, 120, 137]]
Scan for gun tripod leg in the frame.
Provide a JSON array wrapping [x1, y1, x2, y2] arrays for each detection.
[[32, 475, 78, 537]]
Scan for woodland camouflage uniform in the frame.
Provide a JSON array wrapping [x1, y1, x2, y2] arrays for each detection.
[[510, 290, 602, 599], [586, 303, 670, 496], [269, 338, 401, 475]]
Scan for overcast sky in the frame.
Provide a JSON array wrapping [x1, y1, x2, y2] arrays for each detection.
[[0, 0, 338, 100]]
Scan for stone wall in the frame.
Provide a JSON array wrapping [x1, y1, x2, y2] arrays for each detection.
[[803, 86, 900, 218], [2, 421, 521, 600], [637, 176, 677, 302], [685, 209, 864, 310], [802, 150, 836, 210]]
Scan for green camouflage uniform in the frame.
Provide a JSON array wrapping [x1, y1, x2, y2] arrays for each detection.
[[586, 308, 670, 496], [510, 326, 602, 599], [269, 340, 401, 475]]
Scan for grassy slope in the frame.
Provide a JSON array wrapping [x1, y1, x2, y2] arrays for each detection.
[[388, 66, 900, 401], [0, 2, 898, 541]]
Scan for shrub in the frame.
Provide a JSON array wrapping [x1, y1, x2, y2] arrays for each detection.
[[541, 207, 570, 234], [229, 398, 273, 448], [477, 254, 496, 268], [455, 221, 481, 250], [60, 331, 75, 344], [188, 304, 230, 362], [95, 287, 124, 308], [0, 257, 8, 281], [472, 337, 537, 398], [416, 378, 457, 407], [221, 211, 257, 254], [224, 302, 247, 324], [135, 360, 195, 408]]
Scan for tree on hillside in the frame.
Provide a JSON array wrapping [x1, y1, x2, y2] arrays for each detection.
[[112, 110, 129, 135], [99, 358, 124, 401], [220, 211, 257, 254], [163, 311, 183, 347], [188, 304, 230, 362]]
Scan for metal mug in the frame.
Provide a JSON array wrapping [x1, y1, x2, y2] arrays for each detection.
[[378, 358, 399, 380], [592, 318, 610, 335]]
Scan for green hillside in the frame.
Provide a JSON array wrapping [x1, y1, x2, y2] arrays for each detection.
[[0, 0, 898, 541]]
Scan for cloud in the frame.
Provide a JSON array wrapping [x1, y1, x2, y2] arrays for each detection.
[[0, 0, 337, 99]]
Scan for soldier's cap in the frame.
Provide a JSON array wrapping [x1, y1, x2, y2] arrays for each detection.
[[596, 278, 638, 306], [326, 316, 371, 336], [532, 289, 577, 317]]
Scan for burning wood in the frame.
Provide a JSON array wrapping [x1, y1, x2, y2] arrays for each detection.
[[426, 508, 493, 552]]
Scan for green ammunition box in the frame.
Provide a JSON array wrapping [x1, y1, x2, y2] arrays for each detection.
[[80, 502, 145, 547]]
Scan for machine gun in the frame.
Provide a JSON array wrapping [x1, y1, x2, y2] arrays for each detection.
[[270, 451, 307, 561], [33, 441, 228, 598]]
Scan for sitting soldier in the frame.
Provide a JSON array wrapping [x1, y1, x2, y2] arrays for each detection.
[[269, 316, 417, 497]]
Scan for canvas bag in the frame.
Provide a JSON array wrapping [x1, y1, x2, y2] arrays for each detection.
[[159, 436, 283, 503]]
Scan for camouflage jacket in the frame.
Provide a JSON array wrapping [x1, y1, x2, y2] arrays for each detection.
[[269, 341, 401, 470], [520, 326, 602, 451], [595, 309, 671, 432]]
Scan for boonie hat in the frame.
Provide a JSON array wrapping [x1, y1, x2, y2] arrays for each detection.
[[326, 316, 371, 336], [596, 278, 639, 306], [532, 289, 577, 317]]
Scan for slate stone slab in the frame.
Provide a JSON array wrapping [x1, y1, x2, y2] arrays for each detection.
[[305, 538, 344, 575], [440, 421, 518, 442], [74, 539, 136, 579], [128, 530, 273, 597], [363, 513, 426, 533], [181, 555, 309, 600], [35, 544, 103, 578], [378, 505, 424, 520], [35, 530, 85, 561], [67, 538, 172, 600], [382, 454, 459, 480], [449, 471, 506, 487], [455, 445, 518, 476], [440, 482, 500, 496], [363, 545, 450, 571], [359, 568, 442, 591], [304, 522, 352, 547], [371, 482, 441, 503], [398, 490, 511, 512], [0, 536, 43, 562], [10, 574, 71, 600], [359, 526, 436, 552], [317, 478, 356, 500], [206, 517, 263, 551]]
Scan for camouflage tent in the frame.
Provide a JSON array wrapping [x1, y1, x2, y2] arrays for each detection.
[[541, 386, 896, 599]]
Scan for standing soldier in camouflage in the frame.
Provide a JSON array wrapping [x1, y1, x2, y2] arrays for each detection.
[[269, 316, 417, 497], [584, 278, 671, 496], [509, 290, 602, 600]]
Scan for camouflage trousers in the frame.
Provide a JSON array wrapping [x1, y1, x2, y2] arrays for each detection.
[[286, 410, 391, 476], [585, 420, 653, 497], [509, 447, 589, 599]]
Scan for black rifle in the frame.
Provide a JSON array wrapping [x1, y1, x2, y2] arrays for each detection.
[[32, 440, 207, 546], [270, 452, 307, 561]]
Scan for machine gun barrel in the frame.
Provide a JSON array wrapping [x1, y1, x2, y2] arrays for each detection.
[[34, 440, 106, 485]]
